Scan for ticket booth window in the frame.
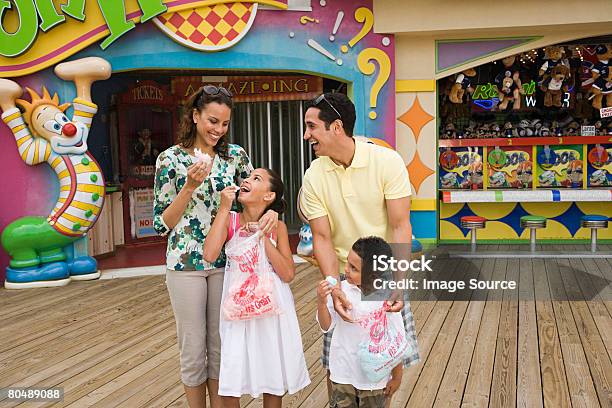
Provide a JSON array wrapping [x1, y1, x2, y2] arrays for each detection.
[[115, 80, 176, 244]]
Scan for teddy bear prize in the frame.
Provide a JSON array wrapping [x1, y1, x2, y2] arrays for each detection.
[[441, 43, 612, 141]]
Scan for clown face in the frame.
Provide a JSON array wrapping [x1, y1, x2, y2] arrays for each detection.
[[468, 161, 483, 186], [31, 104, 89, 155], [539, 171, 557, 187], [299, 224, 313, 243], [441, 173, 459, 188], [297, 224, 314, 257], [517, 161, 533, 185], [566, 160, 583, 185], [490, 171, 507, 187], [590, 170, 609, 186]]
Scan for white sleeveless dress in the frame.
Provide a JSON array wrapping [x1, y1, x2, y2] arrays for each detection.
[[218, 212, 310, 397]]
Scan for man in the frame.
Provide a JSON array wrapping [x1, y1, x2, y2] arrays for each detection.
[[300, 92, 419, 406]]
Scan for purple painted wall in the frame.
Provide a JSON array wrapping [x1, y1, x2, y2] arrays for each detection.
[[437, 38, 533, 72]]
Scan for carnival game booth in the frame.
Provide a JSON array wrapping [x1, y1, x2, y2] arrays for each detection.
[[437, 38, 612, 244], [0, 0, 399, 287]]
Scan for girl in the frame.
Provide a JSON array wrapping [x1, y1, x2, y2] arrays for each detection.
[[154, 85, 277, 408], [204, 168, 310, 407]]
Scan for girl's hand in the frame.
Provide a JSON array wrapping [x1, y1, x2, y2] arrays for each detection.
[[259, 209, 278, 235], [220, 186, 239, 210], [317, 280, 333, 301], [185, 161, 212, 193]]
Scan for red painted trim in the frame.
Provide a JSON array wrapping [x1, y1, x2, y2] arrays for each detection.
[[439, 135, 612, 148]]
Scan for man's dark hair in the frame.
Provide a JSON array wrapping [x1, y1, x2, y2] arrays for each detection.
[[306, 92, 356, 137], [352, 236, 393, 295]]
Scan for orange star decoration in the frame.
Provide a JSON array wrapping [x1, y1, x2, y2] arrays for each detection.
[[397, 96, 434, 143], [406, 151, 435, 194]]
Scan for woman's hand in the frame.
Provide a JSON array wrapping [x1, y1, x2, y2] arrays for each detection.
[[184, 161, 212, 193], [219, 186, 239, 210], [258, 209, 278, 236]]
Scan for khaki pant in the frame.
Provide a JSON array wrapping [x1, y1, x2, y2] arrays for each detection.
[[166, 268, 224, 387], [331, 382, 385, 408]]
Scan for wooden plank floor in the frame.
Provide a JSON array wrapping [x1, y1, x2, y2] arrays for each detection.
[[0, 250, 611, 407]]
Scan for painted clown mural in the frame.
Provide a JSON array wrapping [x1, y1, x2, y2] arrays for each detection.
[[0, 0, 397, 287], [0, 58, 111, 289]]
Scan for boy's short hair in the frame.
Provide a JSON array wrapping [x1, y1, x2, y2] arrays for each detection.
[[352, 236, 393, 294], [305, 92, 356, 137]]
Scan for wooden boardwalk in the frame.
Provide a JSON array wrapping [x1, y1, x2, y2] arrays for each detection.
[[0, 248, 611, 407]]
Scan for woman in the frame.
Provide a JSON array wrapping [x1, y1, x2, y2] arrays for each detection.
[[154, 85, 277, 408]]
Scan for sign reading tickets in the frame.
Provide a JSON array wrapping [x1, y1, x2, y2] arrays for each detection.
[[172, 75, 323, 103], [0, 0, 288, 77]]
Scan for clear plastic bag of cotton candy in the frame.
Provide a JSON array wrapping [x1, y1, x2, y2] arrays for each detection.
[[356, 304, 411, 382], [222, 229, 280, 321]]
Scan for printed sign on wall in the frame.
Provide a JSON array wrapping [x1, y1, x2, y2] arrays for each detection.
[[487, 146, 533, 189], [130, 187, 156, 239], [587, 144, 612, 187], [439, 147, 483, 190], [535, 145, 583, 188]]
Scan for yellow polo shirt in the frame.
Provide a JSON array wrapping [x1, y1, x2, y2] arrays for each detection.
[[300, 141, 411, 271]]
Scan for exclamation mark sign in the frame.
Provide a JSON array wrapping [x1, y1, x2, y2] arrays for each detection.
[[329, 11, 344, 42]]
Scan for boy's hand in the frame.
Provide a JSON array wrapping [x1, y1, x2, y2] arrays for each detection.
[[384, 370, 402, 397], [385, 288, 405, 312], [317, 280, 333, 301], [219, 186, 239, 210]]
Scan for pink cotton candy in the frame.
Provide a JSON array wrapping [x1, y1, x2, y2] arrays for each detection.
[[194, 148, 212, 167]]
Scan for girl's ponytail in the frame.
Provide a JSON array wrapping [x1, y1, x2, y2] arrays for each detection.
[[268, 197, 287, 215], [264, 169, 286, 215]]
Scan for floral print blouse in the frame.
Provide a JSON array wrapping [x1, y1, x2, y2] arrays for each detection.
[[154, 144, 253, 271]]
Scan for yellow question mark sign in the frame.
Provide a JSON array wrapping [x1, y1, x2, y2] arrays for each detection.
[[357, 48, 391, 120], [341, 7, 373, 53]]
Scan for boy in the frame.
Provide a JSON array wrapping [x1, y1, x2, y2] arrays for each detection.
[[317, 236, 404, 408]]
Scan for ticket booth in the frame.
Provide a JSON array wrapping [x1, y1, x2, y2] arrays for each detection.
[[116, 80, 176, 244]]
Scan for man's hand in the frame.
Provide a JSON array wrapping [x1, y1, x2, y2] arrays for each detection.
[[331, 287, 354, 322]]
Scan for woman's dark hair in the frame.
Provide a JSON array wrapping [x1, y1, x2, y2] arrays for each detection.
[[177, 85, 233, 160], [264, 168, 287, 215], [305, 92, 356, 137]]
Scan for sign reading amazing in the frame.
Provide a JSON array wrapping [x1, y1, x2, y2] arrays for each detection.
[[0, 0, 289, 77], [173, 75, 323, 103]]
